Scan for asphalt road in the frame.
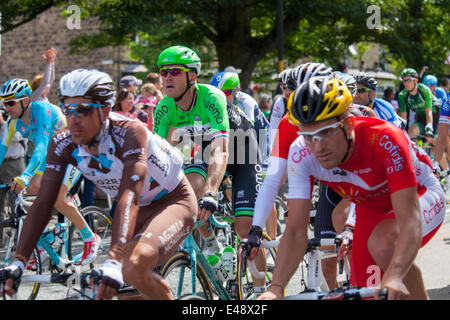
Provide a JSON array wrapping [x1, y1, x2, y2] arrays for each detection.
[[2, 207, 450, 300]]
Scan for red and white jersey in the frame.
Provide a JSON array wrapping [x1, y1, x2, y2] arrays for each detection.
[[270, 113, 299, 160], [287, 117, 442, 209]]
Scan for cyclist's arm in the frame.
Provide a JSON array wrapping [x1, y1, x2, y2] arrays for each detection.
[[398, 92, 407, 121], [30, 62, 54, 101], [261, 198, 311, 299], [18, 108, 53, 186], [435, 123, 449, 163], [268, 97, 286, 148], [422, 86, 434, 125], [203, 135, 229, 196], [0, 119, 15, 167], [382, 187, 422, 299], [13, 135, 69, 264], [252, 156, 287, 228]]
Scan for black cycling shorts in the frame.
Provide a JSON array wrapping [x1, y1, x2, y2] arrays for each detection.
[[314, 183, 342, 239]]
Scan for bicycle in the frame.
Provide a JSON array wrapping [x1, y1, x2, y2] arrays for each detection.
[[246, 236, 350, 296], [0, 183, 112, 299], [160, 214, 276, 300]]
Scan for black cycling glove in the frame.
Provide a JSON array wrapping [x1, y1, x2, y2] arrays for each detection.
[[198, 192, 218, 213]]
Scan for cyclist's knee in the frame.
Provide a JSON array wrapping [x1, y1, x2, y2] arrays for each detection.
[[367, 219, 398, 270], [122, 243, 158, 284]]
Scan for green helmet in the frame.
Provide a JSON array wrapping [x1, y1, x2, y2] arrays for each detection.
[[157, 45, 201, 75], [210, 72, 240, 90], [401, 68, 418, 78]]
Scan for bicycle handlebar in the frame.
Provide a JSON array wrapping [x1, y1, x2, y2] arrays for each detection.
[[194, 214, 229, 230]]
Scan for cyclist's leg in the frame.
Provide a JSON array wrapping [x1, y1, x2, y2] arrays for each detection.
[[232, 155, 266, 290], [315, 184, 341, 289], [53, 165, 99, 264], [408, 121, 422, 138], [121, 176, 197, 299], [184, 163, 221, 252]]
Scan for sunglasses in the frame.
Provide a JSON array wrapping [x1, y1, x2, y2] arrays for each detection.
[[402, 78, 415, 83], [356, 87, 373, 94], [2, 98, 26, 107], [300, 121, 343, 146], [60, 103, 103, 118], [160, 66, 190, 77], [222, 89, 234, 97]]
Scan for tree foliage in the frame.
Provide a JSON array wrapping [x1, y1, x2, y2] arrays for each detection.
[[1, 0, 448, 88]]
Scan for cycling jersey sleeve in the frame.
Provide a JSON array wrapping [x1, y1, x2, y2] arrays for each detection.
[[398, 90, 408, 113], [439, 93, 450, 125], [206, 89, 230, 141], [286, 137, 315, 199], [253, 156, 287, 228], [153, 100, 172, 139], [0, 119, 16, 168], [269, 97, 286, 148], [20, 104, 54, 185]]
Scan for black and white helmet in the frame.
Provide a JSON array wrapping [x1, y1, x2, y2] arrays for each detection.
[[278, 68, 292, 84], [332, 71, 357, 95], [290, 62, 333, 89], [354, 72, 378, 91], [58, 69, 116, 106]]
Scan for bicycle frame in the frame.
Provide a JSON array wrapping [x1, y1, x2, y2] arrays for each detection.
[[178, 215, 232, 300]]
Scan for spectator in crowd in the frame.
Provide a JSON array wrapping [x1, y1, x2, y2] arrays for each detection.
[[30, 48, 57, 103], [337, 62, 348, 74], [442, 78, 450, 94], [145, 72, 164, 102], [384, 87, 399, 112], [119, 75, 142, 96], [136, 83, 157, 107], [135, 83, 156, 131], [259, 93, 273, 120], [112, 88, 137, 119]]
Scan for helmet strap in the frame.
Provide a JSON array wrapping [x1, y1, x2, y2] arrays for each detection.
[[174, 72, 194, 103], [339, 116, 353, 164], [87, 107, 106, 149], [18, 99, 30, 119]]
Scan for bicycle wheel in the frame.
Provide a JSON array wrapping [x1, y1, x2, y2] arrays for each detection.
[[0, 229, 42, 300], [68, 206, 112, 266], [161, 252, 214, 300], [236, 232, 276, 300]]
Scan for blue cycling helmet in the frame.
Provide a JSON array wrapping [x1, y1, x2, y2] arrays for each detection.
[[210, 72, 240, 90], [423, 74, 438, 86], [0, 79, 32, 100]]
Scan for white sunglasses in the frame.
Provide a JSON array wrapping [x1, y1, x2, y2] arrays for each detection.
[[299, 121, 343, 145]]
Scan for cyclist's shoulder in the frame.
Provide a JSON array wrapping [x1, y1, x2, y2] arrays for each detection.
[[398, 89, 408, 99], [374, 98, 395, 109], [417, 83, 432, 95]]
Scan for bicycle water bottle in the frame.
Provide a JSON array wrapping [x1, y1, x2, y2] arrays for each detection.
[[222, 245, 236, 280], [207, 254, 228, 283]]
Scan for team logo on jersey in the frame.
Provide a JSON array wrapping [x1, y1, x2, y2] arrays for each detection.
[[195, 115, 201, 122], [379, 135, 404, 172], [370, 131, 379, 145]]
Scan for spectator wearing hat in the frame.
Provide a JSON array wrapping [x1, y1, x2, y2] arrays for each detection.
[[119, 75, 142, 96]]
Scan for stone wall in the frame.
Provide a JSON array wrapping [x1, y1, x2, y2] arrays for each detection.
[[0, 7, 127, 104]]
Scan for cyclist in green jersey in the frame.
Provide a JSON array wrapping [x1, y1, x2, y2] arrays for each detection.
[[398, 68, 437, 138], [154, 46, 268, 296]]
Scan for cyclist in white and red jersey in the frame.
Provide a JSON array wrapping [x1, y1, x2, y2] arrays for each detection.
[[256, 76, 445, 300], [0, 69, 197, 300]]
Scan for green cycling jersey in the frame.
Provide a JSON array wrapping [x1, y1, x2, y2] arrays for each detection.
[[153, 83, 230, 142], [398, 83, 435, 115]]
